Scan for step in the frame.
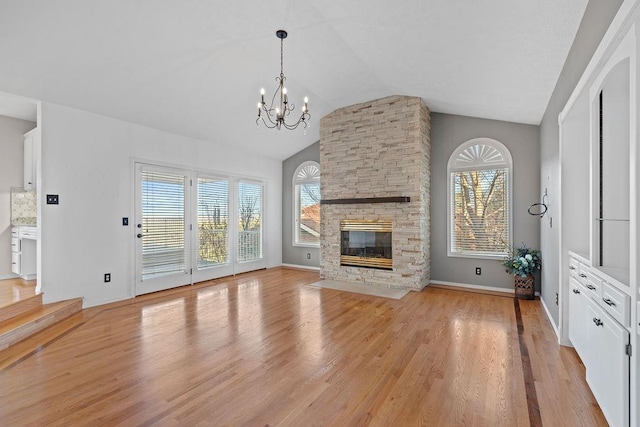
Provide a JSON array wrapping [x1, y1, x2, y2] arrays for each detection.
[[0, 298, 83, 352], [0, 293, 43, 323], [0, 310, 84, 371]]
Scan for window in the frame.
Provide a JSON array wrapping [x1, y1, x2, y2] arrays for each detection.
[[197, 176, 229, 268], [448, 138, 512, 258], [293, 161, 321, 246], [238, 180, 263, 262]]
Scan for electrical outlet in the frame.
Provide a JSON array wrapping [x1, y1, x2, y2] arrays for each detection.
[[475, 267, 481, 275], [122, 217, 129, 226], [46, 194, 59, 205], [104, 273, 111, 283], [306, 253, 311, 260]]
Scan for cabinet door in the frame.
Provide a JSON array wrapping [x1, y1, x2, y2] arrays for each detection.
[[586, 298, 630, 427], [568, 277, 587, 360], [23, 132, 34, 190], [11, 252, 20, 275]]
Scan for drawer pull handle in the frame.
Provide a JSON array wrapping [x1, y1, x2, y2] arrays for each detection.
[[572, 289, 580, 294], [593, 317, 603, 327], [579, 273, 587, 278], [602, 298, 616, 307], [569, 266, 576, 270], [586, 284, 596, 291]]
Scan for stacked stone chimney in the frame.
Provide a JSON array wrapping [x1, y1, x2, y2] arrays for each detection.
[[319, 95, 431, 291]]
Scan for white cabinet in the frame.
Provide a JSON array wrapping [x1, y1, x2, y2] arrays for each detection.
[[568, 253, 631, 426], [11, 227, 36, 280], [23, 128, 38, 191], [585, 297, 630, 427], [568, 277, 588, 362]]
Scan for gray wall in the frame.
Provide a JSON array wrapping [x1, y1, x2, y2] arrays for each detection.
[[431, 113, 540, 290], [282, 141, 320, 267], [539, 0, 623, 325], [0, 115, 37, 279]]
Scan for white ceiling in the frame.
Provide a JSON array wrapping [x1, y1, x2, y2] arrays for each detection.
[[0, 0, 588, 160]]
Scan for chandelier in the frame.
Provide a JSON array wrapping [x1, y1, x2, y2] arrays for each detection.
[[257, 30, 310, 131]]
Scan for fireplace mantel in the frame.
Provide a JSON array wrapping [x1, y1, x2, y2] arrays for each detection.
[[320, 196, 410, 205]]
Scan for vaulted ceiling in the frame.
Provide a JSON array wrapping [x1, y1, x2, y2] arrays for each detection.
[[0, 0, 588, 160]]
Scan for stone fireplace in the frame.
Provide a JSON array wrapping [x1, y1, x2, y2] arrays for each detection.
[[320, 95, 430, 291]]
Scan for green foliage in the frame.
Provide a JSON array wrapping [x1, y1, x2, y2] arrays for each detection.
[[502, 244, 541, 277]]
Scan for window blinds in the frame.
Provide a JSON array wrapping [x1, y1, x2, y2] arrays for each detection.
[[141, 171, 187, 279]]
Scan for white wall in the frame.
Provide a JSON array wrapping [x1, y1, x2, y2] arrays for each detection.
[[39, 102, 282, 307], [0, 115, 36, 279], [430, 113, 540, 291]]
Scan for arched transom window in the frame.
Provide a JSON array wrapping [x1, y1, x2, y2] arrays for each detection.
[[293, 161, 320, 246], [447, 138, 512, 258]]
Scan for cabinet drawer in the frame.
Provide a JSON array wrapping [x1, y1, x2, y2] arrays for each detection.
[[11, 237, 20, 253], [600, 282, 630, 327], [11, 252, 20, 275], [583, 270, 602, 298], [568, 257, 580, 275]]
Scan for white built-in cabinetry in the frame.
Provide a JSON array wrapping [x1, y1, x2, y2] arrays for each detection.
[[568, 252, 630, 427], [23, 128, 38, 191], [559, 2, 640, 426]]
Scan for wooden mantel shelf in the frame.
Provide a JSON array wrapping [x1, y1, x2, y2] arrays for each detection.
[[320, 196, 411, 205]]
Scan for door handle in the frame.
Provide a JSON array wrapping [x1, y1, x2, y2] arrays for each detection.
[[137, 223, 142, 228], [579, 273, 587, 278], [592, 317, 603, 327], [137, 233, 143, 238], [586, 284, 596, 291], [572, 288, 580, 294], [602, 298, 616, 307]]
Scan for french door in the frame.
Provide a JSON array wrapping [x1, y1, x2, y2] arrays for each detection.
[[135, 164, 191, 295], [135, 163, 265, 295]]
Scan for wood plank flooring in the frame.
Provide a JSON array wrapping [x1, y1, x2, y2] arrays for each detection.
[[0, 268, 606, 426], [0, 278, 36, 309]]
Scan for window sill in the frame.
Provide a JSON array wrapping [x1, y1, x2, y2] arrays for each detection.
[[293, 243, 320, 249], [448, 252, 506, 261]]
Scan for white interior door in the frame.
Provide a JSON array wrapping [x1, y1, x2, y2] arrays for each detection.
[[135, 164, 192, 295]]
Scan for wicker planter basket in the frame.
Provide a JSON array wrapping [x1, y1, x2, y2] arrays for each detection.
[[514, 274, 535, 299]]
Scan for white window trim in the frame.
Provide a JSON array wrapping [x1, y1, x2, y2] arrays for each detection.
[[446, 138, 513, 259], [293, 161, 321, 248]]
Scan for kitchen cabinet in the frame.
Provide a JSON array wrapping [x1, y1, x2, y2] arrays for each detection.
[[11, 226, 36, 280], [23, 128, 38, 191]]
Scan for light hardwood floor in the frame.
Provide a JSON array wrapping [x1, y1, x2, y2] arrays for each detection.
[[0, 268, 606, 426]]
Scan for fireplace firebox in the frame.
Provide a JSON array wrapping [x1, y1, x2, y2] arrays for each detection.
[[340, 220, 392, 270]]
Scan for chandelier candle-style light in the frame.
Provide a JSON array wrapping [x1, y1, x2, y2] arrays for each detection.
[[257, 30, 310, 131]]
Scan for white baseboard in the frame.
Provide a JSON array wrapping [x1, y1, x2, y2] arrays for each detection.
[[429, 280, 515, 295], [540, 296, 560, 339], [0, 273, 19, 280], [281, 263, 320, 272]]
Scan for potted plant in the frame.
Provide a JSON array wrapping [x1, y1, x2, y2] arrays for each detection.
[[501, 244, 541, 299]]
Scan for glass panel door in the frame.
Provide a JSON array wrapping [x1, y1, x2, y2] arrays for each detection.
[[236, 180, 265, 273], [135, 164, 191, 295], [192, 174, 234, 282]]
